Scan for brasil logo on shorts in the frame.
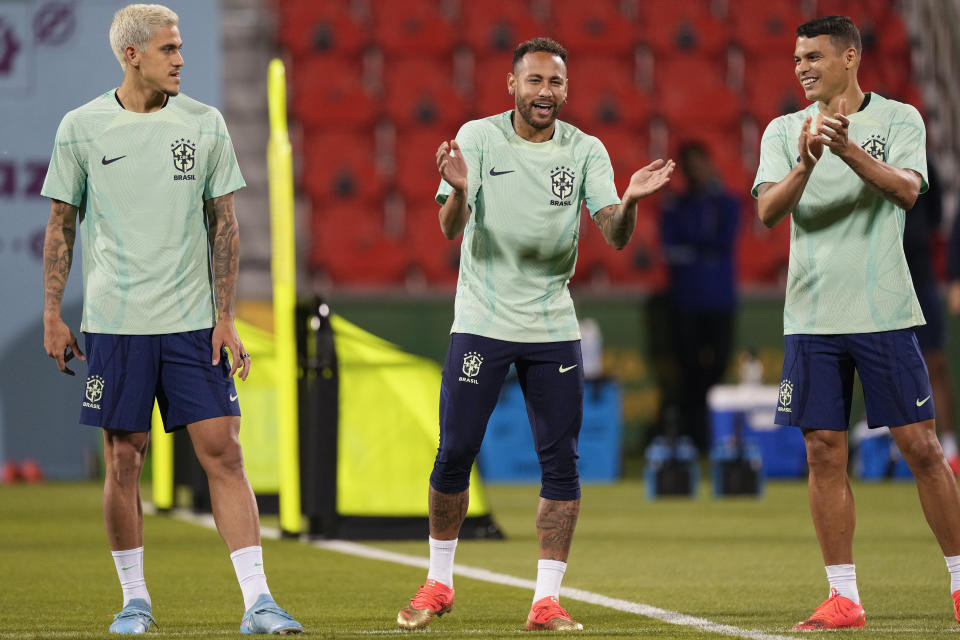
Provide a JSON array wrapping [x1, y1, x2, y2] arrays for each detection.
[[777, 379, 793, 413], [459, 351, 483, 385], [84, 375, 105, 410]]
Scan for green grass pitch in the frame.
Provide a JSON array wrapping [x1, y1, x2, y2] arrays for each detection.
[[0, 480, 957, 638]]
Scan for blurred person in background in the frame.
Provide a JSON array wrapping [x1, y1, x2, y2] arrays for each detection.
[[904, 158, 960, 474], [659, 141, 739, 453], [754, 15, 960, 631], [396, 37, 673, 632], [40, 4, 301, 635]]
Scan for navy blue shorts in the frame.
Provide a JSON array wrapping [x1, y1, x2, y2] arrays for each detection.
[[775, 329, 934, 430], [912, 280, 944, 352], [80, 329, 241, 433], [431, 333, 584, 501]]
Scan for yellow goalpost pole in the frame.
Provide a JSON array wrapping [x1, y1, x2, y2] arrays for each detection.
[[267, 58, 302, 535]]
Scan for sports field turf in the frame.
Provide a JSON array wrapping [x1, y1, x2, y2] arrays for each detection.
[[1, 480, 956, 638]]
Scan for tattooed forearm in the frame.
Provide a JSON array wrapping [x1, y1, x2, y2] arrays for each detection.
[[208, 193, 239, 319], [43, 200, 79, 316], [536, 498, 580, 561], [429, 487, 469, 539], [593, 203, 635, 250]]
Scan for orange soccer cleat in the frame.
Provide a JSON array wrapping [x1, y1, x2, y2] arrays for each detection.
[[952, 590, 960, 625], [396, 579, 454, 630], [525, 596, 583, 632], [793, 589, 865, 630]]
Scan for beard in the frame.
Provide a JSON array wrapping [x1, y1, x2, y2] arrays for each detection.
[[515, 96, 561, 130]]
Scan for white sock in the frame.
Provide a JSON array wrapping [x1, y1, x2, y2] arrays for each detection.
[[942, 433, 958, 460], [825, 564, 860, 604], [426, 537, 457, 588], [945, 555, 960, 593], [533, 559, 567, 603], [111, 547, 150, 607], [230, 545, 271, 611]]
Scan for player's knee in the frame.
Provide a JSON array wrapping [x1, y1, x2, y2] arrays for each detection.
[[804, 435, 845, 472], [898, 434, 944, 474], [430, 445, 478, 494], [199, 442, 245, 477], [539, 458, 581, 501], [106, 442, 145, 484]]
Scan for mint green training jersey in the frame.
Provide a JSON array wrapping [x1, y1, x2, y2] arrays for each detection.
[[751, 93, 928, 335], [437, 111, 621, 342], [41, 91, 245, 335]]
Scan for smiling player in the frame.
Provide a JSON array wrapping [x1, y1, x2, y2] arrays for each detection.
[[753, 15, 960, 630], [40, 4, 301, 634], [395, 37, 673, 632]]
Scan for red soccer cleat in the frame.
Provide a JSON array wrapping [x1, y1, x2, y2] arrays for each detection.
[[525, 596, 583, 631], [793, 589, 865, 630], [952, 590, 960, 625], [396, 579, 454, 630]]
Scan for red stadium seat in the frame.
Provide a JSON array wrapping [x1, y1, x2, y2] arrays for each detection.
[[639, 0, 729, 56], [289, 57, 379, 130], [729, 0, 808, 56], [404, 203, 462, 286], [383, 58, 469, 129], [549, 0, 641, 55], [473, 56, 521, 118], [562, 56, 650, 130], [392, 128, 451, 203], [460, 0, 548, 57], [653, 56, 741, 130], [309, 203, 410, 285], [743, 59, 807, 126], [276, 0, 368, 58], [302, 132, 385, 207], [370, 0, 457, 57]]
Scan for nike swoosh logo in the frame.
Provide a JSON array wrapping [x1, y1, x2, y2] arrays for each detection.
[[558, 364, 578, 373], [489, 167, 514, 176], [101, 155, 126, 165], [230, 393, 238, 402], [120, 564, 137, 570], [917, 395, 932, 407], [254, 562, 262, 567]]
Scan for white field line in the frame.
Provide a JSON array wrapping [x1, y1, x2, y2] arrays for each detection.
[[158, 507, 799, 640]]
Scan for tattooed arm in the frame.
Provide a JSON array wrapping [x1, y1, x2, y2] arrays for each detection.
[[42, 199, 85, 374], [594, 158, 675, 250], [205, 193, 249, 380]]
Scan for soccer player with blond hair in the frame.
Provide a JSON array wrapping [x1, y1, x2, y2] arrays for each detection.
[[41, 4, 301, 634]]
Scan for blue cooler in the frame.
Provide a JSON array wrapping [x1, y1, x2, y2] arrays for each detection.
[[708, 385, 807, 478], [478, 380, 622, 483]]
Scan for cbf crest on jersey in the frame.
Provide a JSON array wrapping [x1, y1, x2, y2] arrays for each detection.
[[550, 165, 574, 206], [861, 134, 886, 161], [458, 351, 483, 385], [171, 138, 197, 180]]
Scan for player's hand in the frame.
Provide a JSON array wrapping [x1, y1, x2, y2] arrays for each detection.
[[211, 317, 250, 381], [818, 98, 854, 158], [623, 158, 675, 202], [799, 116, 823, 170], [43, 315, 85, 376], [437, 140, 468, 193], [949, 281, 960, 316]]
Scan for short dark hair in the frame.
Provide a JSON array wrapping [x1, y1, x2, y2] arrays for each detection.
[[796, 15, 862, 56], [512, 37, 568, 70]]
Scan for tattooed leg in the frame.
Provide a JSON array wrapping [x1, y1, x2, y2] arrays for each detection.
[[429, 486, 469, 540], [536, 498, 580, 561]]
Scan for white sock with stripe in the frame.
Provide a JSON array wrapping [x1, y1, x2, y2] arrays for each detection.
[[533, 559, 567, 603], [945, 555, 960, 593], [230, 545, 271, 611], [111, 547, 150, 607]]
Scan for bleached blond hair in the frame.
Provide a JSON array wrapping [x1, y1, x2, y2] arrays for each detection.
[[109, 4, 179, 70]]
